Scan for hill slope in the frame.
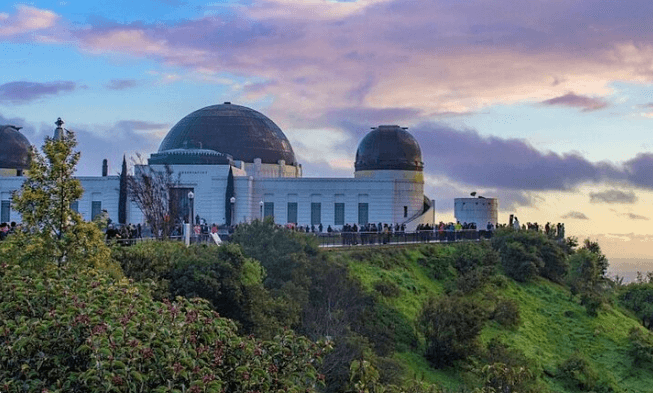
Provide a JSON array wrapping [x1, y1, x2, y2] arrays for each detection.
[[333, 243, 652, 392]]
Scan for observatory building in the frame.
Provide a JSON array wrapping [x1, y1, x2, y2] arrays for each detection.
[[0, 102, 497, 229]]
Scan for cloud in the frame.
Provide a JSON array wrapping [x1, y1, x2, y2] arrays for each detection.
[[541, 92, 609, 112], [0, 5, 58, 37], [105, 79, 139, 90], [590, 189, 638, 204], [411, 123, 613, 191], [0, 81, 76, 104], [562, 211, 589, 220], [623, 154, 653, 188], [43, 0, 653, 125], [623, 213, 649, 220]]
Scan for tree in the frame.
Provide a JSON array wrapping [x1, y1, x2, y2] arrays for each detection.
[[419, 295, 486, 368], [11, 119, 109, 269], [127, 156, 176, 239]]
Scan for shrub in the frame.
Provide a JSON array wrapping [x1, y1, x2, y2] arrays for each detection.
[[111, 240, 187, 298], [500, 241, 542, 282], [492, 298, 521, 328], [539, 241, 569, 283], [453, 241, 500, 275], [0, 262, 328, 393], [168, 244, 281, 337], [456, 266, 496, 294], [480, 340, 539, 392], [557, 352, 620, 392], [628, 327, 653, 368], [480, 362, 535, 393], [619, 282, 653, 329], [374, 280, 401, 297], [417, 244, 457, 280], [419, 295, 487, 368], [231, 218, 318, 290], [492, 229, 568, 283]]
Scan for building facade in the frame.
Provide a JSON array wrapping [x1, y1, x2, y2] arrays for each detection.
[[1, 103, 497, 230]]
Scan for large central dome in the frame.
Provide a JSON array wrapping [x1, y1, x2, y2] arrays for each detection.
[[158, 103, 296, 165]]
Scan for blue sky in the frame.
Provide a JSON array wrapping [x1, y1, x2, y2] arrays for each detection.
[[2, 0, 653, 268]]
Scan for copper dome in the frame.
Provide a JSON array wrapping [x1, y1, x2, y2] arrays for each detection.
[[157, 103, 296, 165], [355, 125, 423, 171], [0, 125, 30, 170]]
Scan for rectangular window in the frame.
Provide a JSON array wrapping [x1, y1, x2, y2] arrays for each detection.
[[311, 202, 321, 226], [91, 201, 102, 220], [264, 202, 274, 219], [404, 205, 408, 218], [1, 200, 10, 223], [334, 203, 345, 225], [358, 203, 369, 225], [287, 202, 298, 224], [70, 201, 79, 213]]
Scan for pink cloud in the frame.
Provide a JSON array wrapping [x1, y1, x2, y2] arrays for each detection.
[[541, 92, 609, 112], [6, 1, 653, 138], [0, 5, 58, 37]]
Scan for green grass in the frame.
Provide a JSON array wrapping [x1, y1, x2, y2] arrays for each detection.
[[331, 244, 653, 392]]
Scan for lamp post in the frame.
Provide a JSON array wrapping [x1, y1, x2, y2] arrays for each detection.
[[188, 191, 194, 225], [259, 200, 264, 220], [230, 196, 236, 226], [185, 191, 194, 246], [432, 199, 436, 226]]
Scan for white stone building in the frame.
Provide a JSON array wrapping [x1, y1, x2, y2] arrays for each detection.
[[1, 103, 445, 230]]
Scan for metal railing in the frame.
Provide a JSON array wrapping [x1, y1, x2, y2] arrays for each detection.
[[107, 229, 492, 248], [313, 229, 494, 248]]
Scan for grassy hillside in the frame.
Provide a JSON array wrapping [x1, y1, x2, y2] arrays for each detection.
[[334, 243, 653, 392]]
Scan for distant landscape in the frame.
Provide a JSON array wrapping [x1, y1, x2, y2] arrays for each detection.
[[608, 259, 653, 283]]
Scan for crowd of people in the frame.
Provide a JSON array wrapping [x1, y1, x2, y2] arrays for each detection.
[[506, 215, 565, 239], [0, 221, 18, 241], [1, 213, 568, 247]]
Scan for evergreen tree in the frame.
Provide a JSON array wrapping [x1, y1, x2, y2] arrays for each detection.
[[11, 118, 110, 269]]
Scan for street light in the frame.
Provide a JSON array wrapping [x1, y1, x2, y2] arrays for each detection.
[[259, 200, 264, 220], [188, 191, 195, 225], [230, 196, 236, 226]]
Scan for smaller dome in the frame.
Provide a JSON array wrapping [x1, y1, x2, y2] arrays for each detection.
[[0, 125, 30, 170], [355, 125, 423, 171]]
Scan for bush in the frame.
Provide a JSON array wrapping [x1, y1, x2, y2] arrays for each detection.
[[455, 266, 496, 294], [231, 218, 318, 290], [628, 327, 653, 368], [539, 241, 569, 283], [557, 352, 620, 392], [168, 244, 281, 337], [111, 240, 187, 298], [500, 241, 542, 282], [374, 280, 402, 298], [452, 241, 500, 275], [492, 298, 521, 328], [114, 241, 283, 338], [492, 229, 568, 283], [619, 282, 653, 329], [0, 262, 328, 393], [417, 244, 457, 281], [419, 296, 487, 368]]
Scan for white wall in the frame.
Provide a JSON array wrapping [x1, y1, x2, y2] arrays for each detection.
[[454, 197, 499, 227]]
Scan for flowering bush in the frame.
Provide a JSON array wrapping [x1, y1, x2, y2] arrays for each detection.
[[0, 261, 328, 392]]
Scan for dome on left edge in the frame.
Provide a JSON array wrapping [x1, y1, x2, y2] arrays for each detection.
[[0, 125, 30, 170]]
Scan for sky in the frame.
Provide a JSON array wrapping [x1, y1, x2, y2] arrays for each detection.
[[1, 0, 653, 275]]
